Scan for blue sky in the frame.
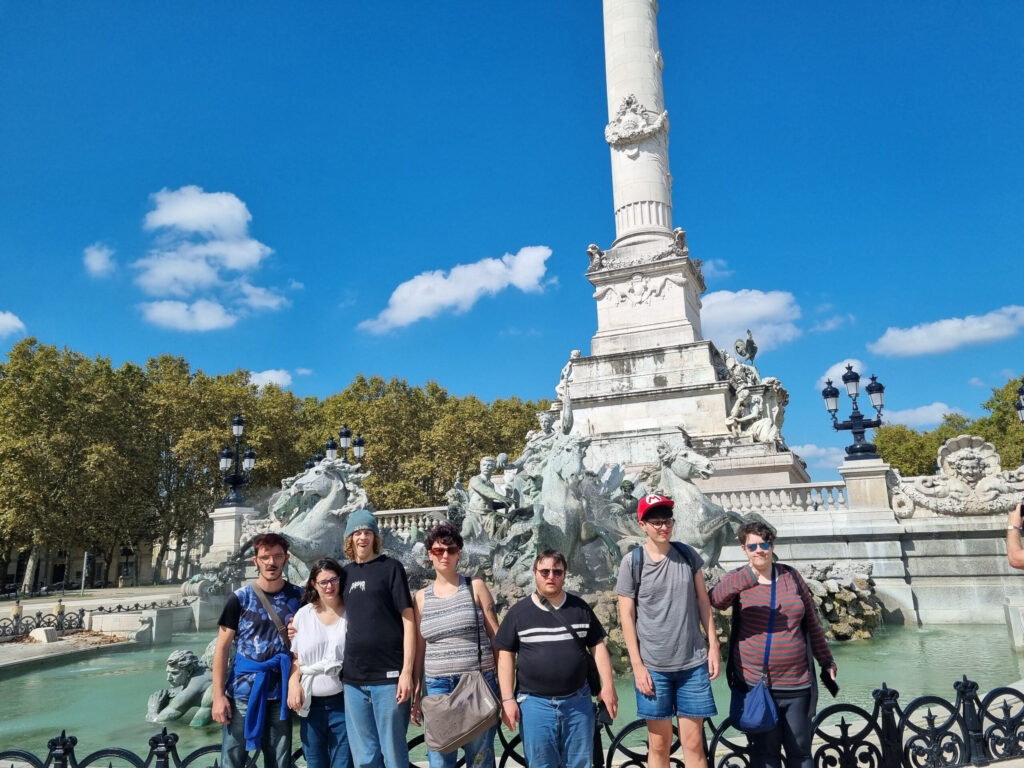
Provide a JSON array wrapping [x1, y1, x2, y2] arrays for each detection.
[[1, 2, 1022, 480]]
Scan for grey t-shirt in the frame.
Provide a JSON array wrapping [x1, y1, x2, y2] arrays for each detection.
[[615, 543, 708, 672]]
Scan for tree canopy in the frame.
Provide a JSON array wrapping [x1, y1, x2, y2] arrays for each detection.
[[875, 377, 1024, 476], [0, 338, 547, 583]]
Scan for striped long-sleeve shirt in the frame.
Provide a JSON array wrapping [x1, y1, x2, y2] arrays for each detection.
[[710, 563, 834, 691]]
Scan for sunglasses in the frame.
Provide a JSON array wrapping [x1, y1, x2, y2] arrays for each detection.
[[430, 545, 460, 557], [644, 518, 674, 529], [745, 542, 772, 552], [536, 568, 565, 578], [315, 576, 340, 588]]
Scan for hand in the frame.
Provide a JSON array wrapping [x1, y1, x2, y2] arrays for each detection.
[[287, 683, 304, 712], [632, 663, 654, 696], [1010, 503, 1023, 529], [599, 684, 618, 721], [287, 617, 297, 642], [829, 665, 837, 681], [707, 648, 721, 681], [396, 670, 413, 704], [212, 695, 232, 725], [501, 699, 520, 731], [410, 701, 422, 727]]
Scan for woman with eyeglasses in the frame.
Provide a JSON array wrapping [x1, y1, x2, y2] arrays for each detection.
[[709, 521, 836, 768], [287, 558, 352, 768], [411, 523, 501, 768]]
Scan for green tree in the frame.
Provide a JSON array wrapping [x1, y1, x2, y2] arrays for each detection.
[[875, 377, 1024, 475]]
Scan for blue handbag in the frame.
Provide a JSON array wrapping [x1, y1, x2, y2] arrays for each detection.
[[729, 565, 779, 734]]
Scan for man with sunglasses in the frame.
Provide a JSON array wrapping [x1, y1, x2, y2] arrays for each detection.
[[494, 549, 618, 768], [616, 494, 720, 768]]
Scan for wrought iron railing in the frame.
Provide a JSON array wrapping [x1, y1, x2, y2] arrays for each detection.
[[2, 676, 1021, 768], [0, 608, 86, 639]]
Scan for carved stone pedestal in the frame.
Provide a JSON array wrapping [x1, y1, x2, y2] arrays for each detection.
[[202, 504, 252, 568], [838, 458, 892, 510]]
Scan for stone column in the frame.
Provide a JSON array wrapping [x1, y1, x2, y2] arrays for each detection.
[[838, 458, 893, 511], [603, 0, 674, 247], [201, 504, 252, 568]]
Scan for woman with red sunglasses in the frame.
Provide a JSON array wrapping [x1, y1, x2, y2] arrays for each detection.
[[710, 521, 836, 768], [411, 523, 501, 768]]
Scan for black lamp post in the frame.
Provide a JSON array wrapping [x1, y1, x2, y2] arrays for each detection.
[[821, 364, 886, 460], [218, 415, 256, 506], [335, 424, 367, 464]]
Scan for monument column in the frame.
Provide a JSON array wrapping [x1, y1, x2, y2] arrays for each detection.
[[603, 0, 674, 247]]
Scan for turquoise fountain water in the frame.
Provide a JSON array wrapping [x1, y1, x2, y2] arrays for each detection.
[[2, 624, 1021, 755]]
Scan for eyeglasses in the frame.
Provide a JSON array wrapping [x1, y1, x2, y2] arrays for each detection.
[[644, 518, 674, 529], [536, 568, 565, 578], [745, 542, 772, 552], [430, 545, 460, 557], [315, 576, 340, 588]]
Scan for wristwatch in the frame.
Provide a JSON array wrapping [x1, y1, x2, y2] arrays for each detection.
[[1008, 525, 1022, 531]]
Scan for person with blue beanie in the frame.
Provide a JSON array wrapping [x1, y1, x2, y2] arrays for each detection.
[[340, 509, 416, 768]]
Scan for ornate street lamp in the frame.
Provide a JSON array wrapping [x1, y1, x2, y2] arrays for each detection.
[[218, 415, 256, 506], [821, 365, 886, 460], [336, 424, 367, 464]]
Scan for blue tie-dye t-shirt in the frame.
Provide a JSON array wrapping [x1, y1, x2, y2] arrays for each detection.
[[219, 582, 303, 702]]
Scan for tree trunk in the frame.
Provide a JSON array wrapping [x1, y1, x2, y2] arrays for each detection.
[[20, 543, 39, 594], [151, 530, 170, 584], [104, 547, 116, 586], [0, 546, 10, 591], [172, 537, 184, 581]]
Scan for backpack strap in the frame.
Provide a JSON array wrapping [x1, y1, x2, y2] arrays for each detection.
[[250, 583, 291, 652]]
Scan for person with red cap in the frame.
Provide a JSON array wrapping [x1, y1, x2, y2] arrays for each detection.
[[616, 494, 720, 768]]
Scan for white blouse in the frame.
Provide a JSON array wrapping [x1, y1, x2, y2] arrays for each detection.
[[292, 602, 347, 697]]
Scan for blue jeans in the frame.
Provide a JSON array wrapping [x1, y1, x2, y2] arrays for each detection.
[[344, 682, 411, 768], [221, 698, 292, 768], [517, 685, 593, 768], [424, 670, 498, 768], [302, 692, 353, 768]]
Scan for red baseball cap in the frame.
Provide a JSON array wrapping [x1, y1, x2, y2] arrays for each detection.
[[637, 493, 675, 521]]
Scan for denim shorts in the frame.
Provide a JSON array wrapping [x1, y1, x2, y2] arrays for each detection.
[[636, 663, 718, 720]]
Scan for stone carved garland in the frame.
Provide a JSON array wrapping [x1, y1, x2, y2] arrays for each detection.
[[890, 434, 1024, 518], [605, 94, 669, 148], [593, 272, 686, 306]]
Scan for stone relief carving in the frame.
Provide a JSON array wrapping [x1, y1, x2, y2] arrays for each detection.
[[890, 434, 1024, 518], [605, 94, 669, 148], [593, 272, 685, 306], [723, 377, 789, 446]]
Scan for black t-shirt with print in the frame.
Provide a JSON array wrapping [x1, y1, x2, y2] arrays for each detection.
[[342, 554, 413, 685]]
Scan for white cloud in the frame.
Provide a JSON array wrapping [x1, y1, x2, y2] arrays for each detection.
[[0, 311, 26, 337], [701, 289, 802, 352], [701, 259, 733, 280], [791, 443, 846, 470], [868, 305, 1024, 356], [885, 402, 964, 428], [83, 243, 115, 277], [128, 185, 287, 330], [237, 281, 288, 311], [811, 314, 855, 333], [250, 369, 293, 388], [359, 245, 552, 333], [139, 299, 237, 331], [816, 359, 866, 391], [144, 185, 253, 239], [968, 377, 985, 387], [289, 279, 305, 290], [295, 368, 313, 376]]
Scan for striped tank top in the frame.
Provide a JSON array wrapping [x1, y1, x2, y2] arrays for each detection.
[[420, 577, 495, 678]]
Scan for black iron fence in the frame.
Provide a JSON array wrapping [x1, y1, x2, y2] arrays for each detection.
[[2, 676, 1022, 768], [0, 608, 86, 639], [0, 598, 195, 639]]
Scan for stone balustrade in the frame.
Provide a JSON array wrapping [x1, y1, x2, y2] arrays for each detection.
[[706, 481, 849, 514], [373, 507, 448, 535]]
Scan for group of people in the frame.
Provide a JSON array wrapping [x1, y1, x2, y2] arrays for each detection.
[[210, 493, 837, 768]]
